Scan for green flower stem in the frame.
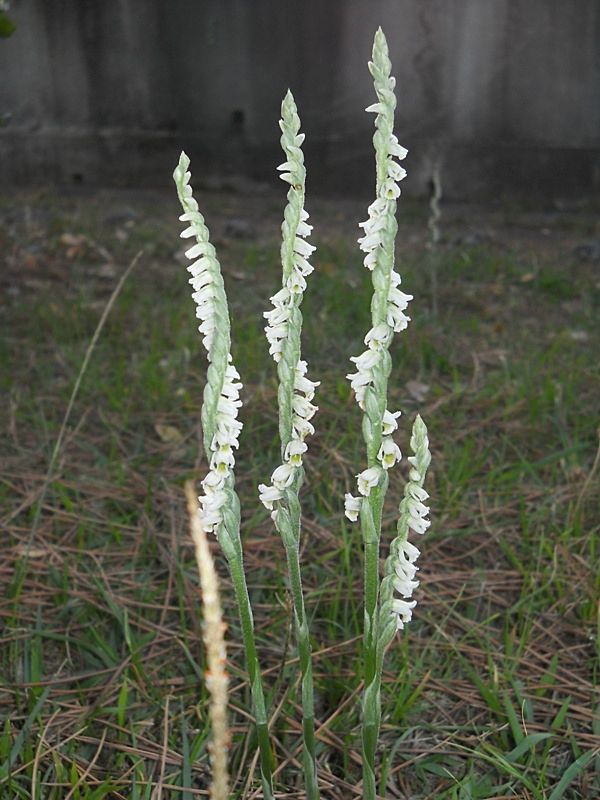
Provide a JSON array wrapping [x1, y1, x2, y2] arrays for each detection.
[[174, 154, 275, 800], [216, 482, 275, 799], [362, 479, 387, 669], [358, 29, 399, 800], [361, 483, 385, 800], [227, 554, 275, 799], [278, 478, 319, 800], [267, 91, 320, 798]]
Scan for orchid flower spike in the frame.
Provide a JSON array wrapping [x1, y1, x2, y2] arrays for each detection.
[[260, 91, 319, 518]]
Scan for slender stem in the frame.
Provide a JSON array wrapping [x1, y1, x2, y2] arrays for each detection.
[[175, 154, 276, 796], [228, 555, 275, 800], [356, 29, 401, 800], [285, 547, 319, 798], [265, 90, 320, 798], [280, 479, 319, 799], [361, 483, 385, 799]]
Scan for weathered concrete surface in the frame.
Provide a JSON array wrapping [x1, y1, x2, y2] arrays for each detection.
[[1, 0, 599, 197]]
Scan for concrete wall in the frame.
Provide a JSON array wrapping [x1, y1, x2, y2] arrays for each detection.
[[1, 0, 599, 197]]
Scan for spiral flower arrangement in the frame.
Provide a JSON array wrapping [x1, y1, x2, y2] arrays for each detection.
[[259, 90, 321, 800], [343, 28, 431, 800], [378, 414, 431, 643], [260, 92, 319, 513], [174, 27, 431, 800], [174, 154, 275, 800]]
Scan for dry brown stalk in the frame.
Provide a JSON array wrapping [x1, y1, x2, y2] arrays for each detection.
[[185, 481, 230, 800]]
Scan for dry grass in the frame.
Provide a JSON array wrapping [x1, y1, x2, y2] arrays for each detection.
[[1, 186, 599, 798]]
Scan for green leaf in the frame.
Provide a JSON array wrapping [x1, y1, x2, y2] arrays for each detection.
[[88, 783, 118, 799], [0, 686, 50, 779], [548, 750, 596, 800], [0, 720, 11, 761], [419, 760, 454, 778], [506, 732, 552, 762], [502, 692, 524, 745], [550, 696, 571, 730], [180, 711, 193, 799], [460, 657, 502, 715], [69, 761, 80, 796], [117, 678, 129, 728]]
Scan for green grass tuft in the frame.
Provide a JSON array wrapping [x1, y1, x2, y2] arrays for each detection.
[[1, 189, 598, 797]]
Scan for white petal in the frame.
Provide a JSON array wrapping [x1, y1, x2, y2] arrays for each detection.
[[400, 540, 420, 562], [258, 483, 283, 510], [389, 136, 408, 159], [382, 410, 401, 435], [270, 287, 291, 307], [344, 493, 361, 522], [271, 462, 295, 489], [356, 466, 381, 496], [365, 323, 391, 350], [392, 574, 420, 598], [185, 242, 209, 260]]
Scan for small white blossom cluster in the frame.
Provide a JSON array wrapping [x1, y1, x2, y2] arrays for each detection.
[[357, 136, 408, 268], [390, 538, 420, 629], [259, 360, 318, 517], [196, 361, 244, 535], [391, 465, 431, 629], [175, 153, 244, 537], [180, 219, 219, 351], [345, 123, 414, 520], [404, 458, 431, 536], [348, 192, 413, 401], [356, 120, 408, 268], [175, 160, 224, 354], [344, 406, 403, 522], [261, 92, 320, 524], [386, 415, 431, 631], [264, 210, 314, 361]]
